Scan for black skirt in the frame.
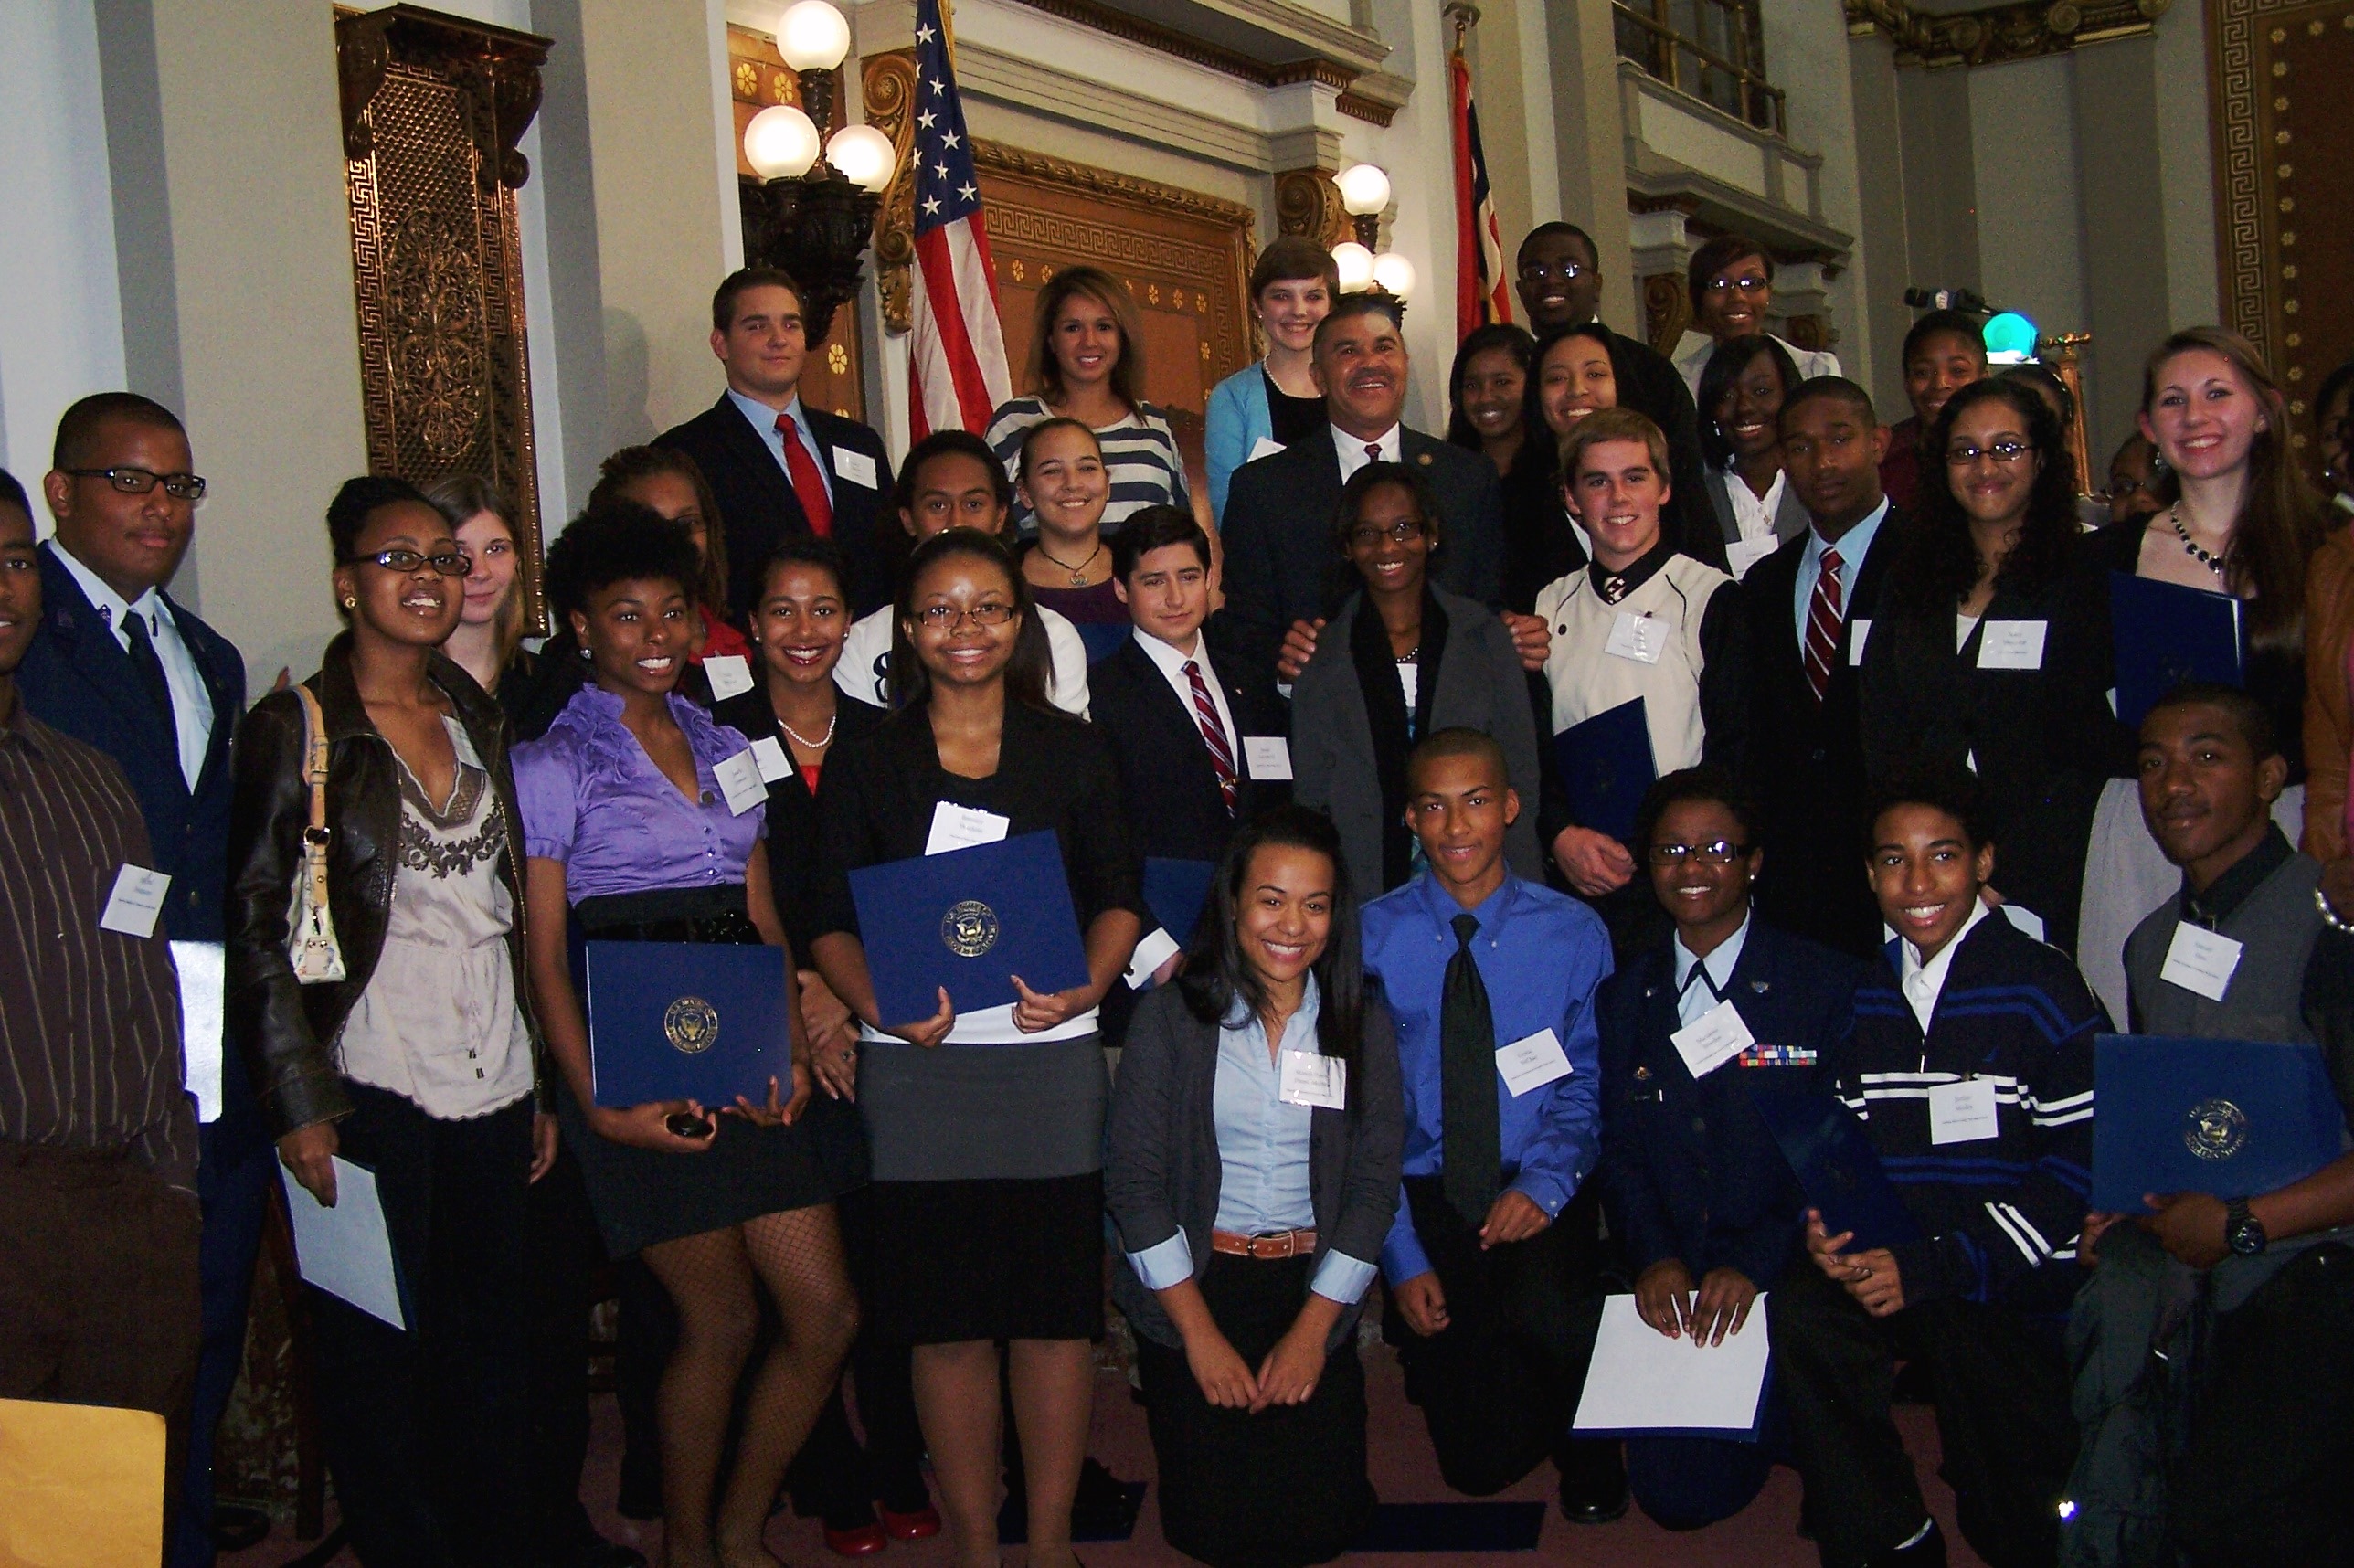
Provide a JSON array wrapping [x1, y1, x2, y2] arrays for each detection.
[[862, 1171, 1105, 1344], [1134, 1254, 1374, 1568], [562, 885, 866, 1258]]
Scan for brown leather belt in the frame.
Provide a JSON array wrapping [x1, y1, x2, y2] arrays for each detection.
[[1210, 1227, 1317, 1259]]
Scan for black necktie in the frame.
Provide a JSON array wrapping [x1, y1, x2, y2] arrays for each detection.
[[1440, 912, 1501, 1226], [122, 609, 180, 761]]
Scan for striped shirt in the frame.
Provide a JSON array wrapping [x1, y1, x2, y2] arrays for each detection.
[[0, 699, 194, 1187], [985, 396, 1193, 536]]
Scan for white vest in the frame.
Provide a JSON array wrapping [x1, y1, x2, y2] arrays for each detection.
[[1534, 553, 1729, 774]]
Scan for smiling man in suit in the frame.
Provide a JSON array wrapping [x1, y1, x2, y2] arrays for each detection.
[[20, 392, 259, 1567], [1218, 294, 1517, 694], [657, 266, 896, 621], [1744, 377, 1899, 960]]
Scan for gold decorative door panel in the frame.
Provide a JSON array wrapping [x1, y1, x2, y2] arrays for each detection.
[[336, 5, 549, 626], [2209, 0, 2354, 473]]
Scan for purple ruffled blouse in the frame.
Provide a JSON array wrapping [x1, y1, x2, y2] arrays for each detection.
[[513, 685, 763, 903]]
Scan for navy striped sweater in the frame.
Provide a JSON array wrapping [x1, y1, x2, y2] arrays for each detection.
[[1837, 913, 2106, 1309]]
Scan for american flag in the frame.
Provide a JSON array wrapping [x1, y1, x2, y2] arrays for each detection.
[[1449, 44, 1511, 338], [907, 0, 1012, 437]]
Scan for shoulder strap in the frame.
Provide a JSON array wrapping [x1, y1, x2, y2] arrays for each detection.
[[293, 683, 332, 895]]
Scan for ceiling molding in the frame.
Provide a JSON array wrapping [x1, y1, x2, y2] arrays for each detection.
[[996, 0, 1401, 121], [1846, 0, 2169, 68]]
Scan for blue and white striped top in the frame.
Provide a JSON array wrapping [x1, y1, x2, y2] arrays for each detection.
[[985, 394, 1192, 536]]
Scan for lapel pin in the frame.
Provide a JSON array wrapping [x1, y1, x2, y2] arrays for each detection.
[[1751, 980, 1769, 992], [1416, 452, 1433, 466], [1633, 1065, 1652, 1081]]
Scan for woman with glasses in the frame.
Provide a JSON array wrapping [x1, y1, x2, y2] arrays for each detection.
[[226, 476, 547, 1565], [804, 527, 1149, 1568], [1670, 236, 1840, 403], [1595, 766, 1861, 1531], [1291, 462, 1540, 898], [1857, 377, 2120, 954], [513, 502, 858, 1568]]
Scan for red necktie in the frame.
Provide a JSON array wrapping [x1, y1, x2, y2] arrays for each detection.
[[1803, 546, 1843, 702], [776, 414, 834, 539], [1184, 660, 1239, 814]]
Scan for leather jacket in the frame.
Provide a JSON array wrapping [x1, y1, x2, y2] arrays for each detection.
[[226, 634, 543, 1137]]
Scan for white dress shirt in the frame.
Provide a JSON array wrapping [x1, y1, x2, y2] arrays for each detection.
[[1130, 627, 1237, 759], [1671, 913, 1752, 1030], [51, 542, 213, 789], [1792, 496, 1890, 652], [1331, 421, 1403, 482], [1899, 897, 1991, 1034], [726, 387, 836, 510], [1722, 465, 1787, 549]]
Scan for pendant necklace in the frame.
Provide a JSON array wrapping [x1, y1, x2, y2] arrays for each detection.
[[1035, 539, 1104, 587]]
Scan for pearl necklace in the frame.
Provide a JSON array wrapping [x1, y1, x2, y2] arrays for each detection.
[[777, 712, 835, 751]]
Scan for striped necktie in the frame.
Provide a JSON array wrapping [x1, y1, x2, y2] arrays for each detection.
[[1183, 660, 1238, 813], [1803, 546, 1843, 701]]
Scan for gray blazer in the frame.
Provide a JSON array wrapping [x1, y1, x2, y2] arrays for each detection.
[[1702, 466, 1811, 549], [1290, 584, 1543, 897], [1106, 983, 1405, 1351]]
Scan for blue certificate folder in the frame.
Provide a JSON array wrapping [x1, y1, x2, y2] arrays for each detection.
[[849, 831, 1091, 1028], [2090, 1033, 2348, 1210], [1746, 1079, 1923, 1252], [1143, 858, 1218, 948], [1554, 697, 1656, 847], [2109, 572, 2243, 730], [584, 941, 790, 1108]]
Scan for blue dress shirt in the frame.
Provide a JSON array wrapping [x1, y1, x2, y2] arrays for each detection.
[[726, 387, 836, 510], [1672, 913, 1751, 1029], [1792, 496, 1889, 649], [1125, 979, 1379, 1305], [1362, 871, 1611, 1282]]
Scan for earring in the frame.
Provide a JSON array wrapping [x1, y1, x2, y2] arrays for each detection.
[[579, 645, 592, 660], [342, 596, 356, 609]]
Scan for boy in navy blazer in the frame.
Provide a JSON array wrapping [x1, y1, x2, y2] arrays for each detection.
[[19, 393, 260, 1568]]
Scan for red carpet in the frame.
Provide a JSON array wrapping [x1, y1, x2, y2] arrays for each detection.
[[224, 1344, 1988, 1567]]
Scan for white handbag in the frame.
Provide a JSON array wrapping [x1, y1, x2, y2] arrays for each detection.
[[286, 683, 347, 985]]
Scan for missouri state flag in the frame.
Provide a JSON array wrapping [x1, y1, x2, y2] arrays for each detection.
[[1449, 43, 1511, 339]]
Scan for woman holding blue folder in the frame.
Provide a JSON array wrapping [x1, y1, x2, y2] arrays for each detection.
[[805, 526, 1149, 1568], [514, 503, 861, 1568]]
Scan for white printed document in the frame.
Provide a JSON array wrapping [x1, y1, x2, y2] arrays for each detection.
[[1571, 1293, 1771, 1436], [281, 1158, 406, 1330]]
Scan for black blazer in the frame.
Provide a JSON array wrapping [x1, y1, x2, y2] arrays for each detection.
[[1219, 429, 1505, 693], [655, 394, 896, 621], [1744, 513, 1903, 959], [1597, 919, 1863, 1288], [1086, 630, 1289, 865], [1858, 546, 2122, 953], [1105, 982, 1405, 1351], [711, 686, 887, 952]]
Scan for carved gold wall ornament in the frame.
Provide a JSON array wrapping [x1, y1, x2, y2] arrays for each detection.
[[862, 49, 922, 334], [1275, 169, 1352, 249], [336, 4, 548, 630], [1846, 0, 2168, 67]]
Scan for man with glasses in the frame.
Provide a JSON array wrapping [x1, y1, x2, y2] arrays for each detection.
[[1670, 235, 1840, 402], [20, 391, 263, 1568]]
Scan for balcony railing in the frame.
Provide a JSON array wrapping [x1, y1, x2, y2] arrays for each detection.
[[1613, 1, 1786, 135]]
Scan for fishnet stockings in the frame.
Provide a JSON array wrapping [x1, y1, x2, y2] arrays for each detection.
[[642, 1204, 858, 1568]]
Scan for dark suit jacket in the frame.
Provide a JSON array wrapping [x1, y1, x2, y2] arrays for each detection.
[[1105, 982, 1405, 1351], [1219, 429, 1505, 693], [1596, 919, 1864, 1287], [18, 543, 247, 946], [655, 394, 896, 621], [1744, 514, 1902, 959], [1702, 469, 1812, 550], [1086, 629, 1289, 867]]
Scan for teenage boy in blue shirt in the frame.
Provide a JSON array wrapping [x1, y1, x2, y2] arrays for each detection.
[[1362, 727, 1625, 1520]]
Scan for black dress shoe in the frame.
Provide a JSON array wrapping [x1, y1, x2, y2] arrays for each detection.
[[1861, 1520, 1946, 1567], [1556, 1443, 1629, 1525]]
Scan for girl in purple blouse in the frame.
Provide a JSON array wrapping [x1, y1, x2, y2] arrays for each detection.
[[513, 503, 859, 1568]]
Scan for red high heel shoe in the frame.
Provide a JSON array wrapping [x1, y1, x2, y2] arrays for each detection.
[[875, 1503, 941, 1542]]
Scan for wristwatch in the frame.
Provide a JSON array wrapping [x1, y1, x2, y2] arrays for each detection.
[[2224, 1197, 2267, 1257]]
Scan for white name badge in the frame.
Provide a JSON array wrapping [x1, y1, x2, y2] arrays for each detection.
[[1123, 927, 1182, 991], [1848, 618, 1872, 666], [1278, 1049, 1348, 1108], [1242, 736, 1293, 781], [2160, 922, 2244, 1002], [1496, 1027, 1574, 1097], [1604, 611, 1666, 664], [749, 735, 793, 783], [925, 800, 1012, 855], [171, 939, 226, 1124], [1726, 535, 1778, 581], [1246, 436, 1284, 463], [1976, 620, 2048, 671], [99, 864, 171, 938], [715, 748, 769, 816], [702, 653, 755, 702], [832, 447, 879, 490], [1928, 1078, 2001, 1144], [1670, 999, 1755, 1080]]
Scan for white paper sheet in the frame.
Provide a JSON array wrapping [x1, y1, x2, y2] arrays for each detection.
[[280, 1158, 406, 1330], [925, 801, 1012, 855], [1572, 1293, 1771, 1436], [701, 653, 756, 701], [170, 940, 226, 1124]]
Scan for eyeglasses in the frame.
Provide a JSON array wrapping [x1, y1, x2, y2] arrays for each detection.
[[1518, 260, 1589, 284], [2094, 479, 2156, 503], [340, 548, 472, 577], [1945, 440, 2035, 467], [1347, 519, 1428, 549], [912, 602, 1018, 630], [1703, 273, 1770, 295], [1646, 840, 1750, 866], [65, 467, 207, 502]]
